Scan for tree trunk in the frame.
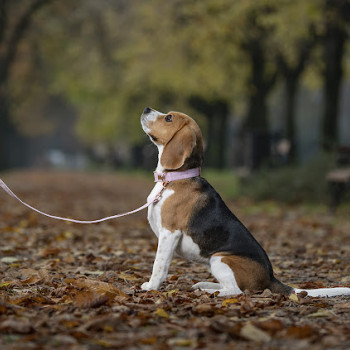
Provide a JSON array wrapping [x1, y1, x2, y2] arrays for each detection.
[[276, 36, 315, 164], [244, 41, 269, 132], [321, 0, 349, 151], [189, 96, 229, 168], [0, 0, 53, 170], [285, 76, 298, 163], [0, 92, 29, 169], [242, 37, 277, 169]]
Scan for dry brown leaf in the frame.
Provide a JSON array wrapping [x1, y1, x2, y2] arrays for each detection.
[[333, 302, 350, 309], [74, 291, 110, 308], [69, 278, 127, 297], [9, 294, 55, 307], [285, 325, 315, 339], [39, 246, 61, 257], [0, 319, 33, 334], [255, 319, 284, 334], [21, 275, 42, 285]]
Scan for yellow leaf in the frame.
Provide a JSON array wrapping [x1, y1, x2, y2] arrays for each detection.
[[222, 298, 239, 306], [94, 339, 113, 348], [169, 339, 193, 347], [289, 293, 299, 302], [307, 309, 333, 318], [154, 308, 169, 319], [140, 337, 158, 345], [163, 289, 178, 297], [9, 263, 21, 268]]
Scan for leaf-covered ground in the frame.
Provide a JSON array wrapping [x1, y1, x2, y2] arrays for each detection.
[[0, 170, 350, 350]]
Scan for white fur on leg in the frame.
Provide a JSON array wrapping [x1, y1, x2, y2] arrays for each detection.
[[294, 287, 350, 297], [205, 256, 243, 297], [142, 229, 181, 291], [192, 282, 222, 290]]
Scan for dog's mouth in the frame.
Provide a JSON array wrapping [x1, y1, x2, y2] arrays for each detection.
[[141, 107, 163, 138], [148, 134, 158, 142]]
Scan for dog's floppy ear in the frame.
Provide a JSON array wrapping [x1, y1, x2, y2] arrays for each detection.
[[161, 126, 196, 170]]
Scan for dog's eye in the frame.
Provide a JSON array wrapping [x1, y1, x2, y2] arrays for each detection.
[[165, 114, 173, 122]]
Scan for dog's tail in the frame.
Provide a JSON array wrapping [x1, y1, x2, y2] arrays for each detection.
[[293, 287, 350, 297], [268, 277, 350, 297]]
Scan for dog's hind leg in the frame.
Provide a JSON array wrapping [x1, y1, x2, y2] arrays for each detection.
[[208, 255, 243, 296], [192, 282, 222, 290], [192, 255, 243, 296]]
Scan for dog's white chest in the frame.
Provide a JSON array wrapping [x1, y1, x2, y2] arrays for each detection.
[[147, 183, 208, 264], [147, 183, 174, 237]]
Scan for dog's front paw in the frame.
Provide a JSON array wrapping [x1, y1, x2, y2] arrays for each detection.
[[141, 282, 156, 291]]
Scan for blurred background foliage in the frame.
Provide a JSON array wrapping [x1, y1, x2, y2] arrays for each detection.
[[0, 0, 350, 204]]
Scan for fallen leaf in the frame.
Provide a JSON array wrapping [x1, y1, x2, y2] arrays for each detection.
[[21, 275, 42, 285], [168, 338, 194, 346], [154, 308, 169, 319], [39, 247, 61, 257], [74, 291, 110, 308], [333, 302, 350, 309], [255, 319, 284, 334], [0, 319, 33, 334], [288, 293, 298, 302], [118, 272, 138, 281], [307, 309, 333, 318], [222, 298, 239, 307], [240, 322, 271, 343], [69, 278, 127, 297], [286, 325, 315, 339], [140, 337, 158, 345], [0, 257, 19, 264]]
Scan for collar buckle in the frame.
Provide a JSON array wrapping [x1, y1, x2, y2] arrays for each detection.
[[154, 172, 166, 183]]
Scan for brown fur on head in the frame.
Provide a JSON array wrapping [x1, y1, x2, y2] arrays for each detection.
[[141, 109, 204, 171]]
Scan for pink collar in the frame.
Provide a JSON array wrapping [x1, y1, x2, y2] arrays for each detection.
[[154, 167, 201, 183]]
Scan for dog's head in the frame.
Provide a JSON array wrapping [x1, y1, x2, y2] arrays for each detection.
[[141, 107, 203, 171]]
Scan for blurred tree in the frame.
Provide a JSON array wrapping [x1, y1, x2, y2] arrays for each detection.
[[39, 0, 246, 167], [0, 0, 53, 169], [3, 0, 349, 170]]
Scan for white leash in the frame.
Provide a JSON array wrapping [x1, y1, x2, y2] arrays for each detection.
[[0, 178, 166, 224]]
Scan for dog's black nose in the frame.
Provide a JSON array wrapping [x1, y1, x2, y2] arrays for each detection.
[[143, 107, 152, 114]]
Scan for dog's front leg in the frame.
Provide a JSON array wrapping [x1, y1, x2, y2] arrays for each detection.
[[141, 229, 181, 291]]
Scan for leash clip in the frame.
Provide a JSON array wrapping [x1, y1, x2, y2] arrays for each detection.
[[153, 182, 168, 203]]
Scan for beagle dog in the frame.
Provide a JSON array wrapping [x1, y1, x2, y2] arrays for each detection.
[[141, 107, 350, 297]]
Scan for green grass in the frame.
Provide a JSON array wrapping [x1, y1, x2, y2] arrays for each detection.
[[239, 153, 335, 204]]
